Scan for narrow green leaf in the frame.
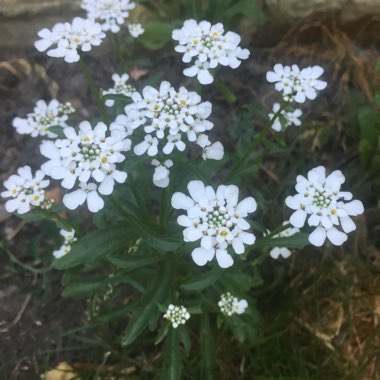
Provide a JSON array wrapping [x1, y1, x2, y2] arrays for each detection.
[[54, 223, 136, 270], [140, 21, 173, 50], [121, 259, 173, 347], [200, 312, 215, 380], [160, 329, 182, 380], [62, 279, 102, 297], [107, 254, 163, 271], [181, 266, 223, 292], [217, 82, 237, 104]]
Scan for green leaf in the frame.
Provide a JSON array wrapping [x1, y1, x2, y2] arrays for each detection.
[[161, 329, 182, 380], [54, 223, 136, 270], [107, 254, 163, 271], [178, 326, 191, 354], [200, 313, 215, 380], [181, 266, 223, 291], [252, 233, 310, 249], [62, 279, 103, 297], [121, 259, 173, 347], [217, 82, 237, 104], [140, 21, 173, 50]]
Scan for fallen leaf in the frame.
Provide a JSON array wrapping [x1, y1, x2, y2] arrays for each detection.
[[40, 362, 79, 380]]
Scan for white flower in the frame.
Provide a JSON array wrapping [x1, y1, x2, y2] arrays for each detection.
[[1, 166, 52, 214], [172, 19, 250, 85], [266, 64, 327, 103], [151, 159, 173, 188], [163, 304, 190, 328], [103, 73, 136, 107], [12, 99, 75, 138], [128, 23, 144, 38], [269, 222, 300, 259], [35, 17, 106, 63], [63, 182, 104, 213], [171, 180, 257, 268], [82, 0, 136, 33], [53, 228, 77, 258], [202, 141, 224, 160], [285, 166, 364, 247], [269, 103, 302, 132], [40, 121, 131, 212], [218, 292, 248, 316], [115, 81, 222, 185]]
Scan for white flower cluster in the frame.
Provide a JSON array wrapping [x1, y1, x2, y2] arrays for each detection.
[[218, 292, 248, 316], [269, 222, 300, 259], [286, 166, 364, 247], [113, 81, 223, 188], [268, 103, 302, 132], [1, 166, 52, 214], [34, 17, 106, 63], [163, 304, 190, 328], [40, 121, 131, 212], [172, 180, 257, 268], [13, 100, 75, 138], [82, 0, 136, 33], [172, 19, 250, 85], [266, 64, 327, 103], [128, 23, 144, 38], [53, 229, 77, 259], [103, 73, 136, 107]]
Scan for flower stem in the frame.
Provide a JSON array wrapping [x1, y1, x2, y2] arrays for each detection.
[[111, 33, 130, 73], [79, 57, 108, 122]]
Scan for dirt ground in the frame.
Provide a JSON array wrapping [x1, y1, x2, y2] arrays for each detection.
[[0, 17, 379, 379]]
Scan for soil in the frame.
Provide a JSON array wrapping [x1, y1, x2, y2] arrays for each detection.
[[0, 17, 379, 379]]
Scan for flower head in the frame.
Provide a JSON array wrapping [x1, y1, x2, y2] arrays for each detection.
[[128, 23, 144, 38], [266, 64, 327, 103], [172, 19, 250, 85], [82, 0, 136, 33], [218, 292, 248, 316], [269, 222, 300, 259], [103, 73, 136, 107], [269, 103, 302, 132], [1, 166, 52, 214], [13, 99, 74, 138], [113, 81, 223, 187], [285, 166, 364, 247], [172, 180, 257, 268], [40, 121, 130, 212], [53, 228, 77, 259], [163, 304, 190, 328], [35, 17, 106, 63]]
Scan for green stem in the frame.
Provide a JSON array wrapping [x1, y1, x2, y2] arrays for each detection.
[[227, 101, 289, 180], [79, 57, 108, 122], [0, 241, 49, 274], [111, 33, 130, 72]]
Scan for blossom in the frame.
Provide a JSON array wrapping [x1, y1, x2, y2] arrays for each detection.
[[151, 159, 173, 188], [53, 228, 77, 259], [103, 73, 136, 107], [128, 23, 144, 38], [266, 64, 327, 103], [269, 103, 302, 132], [82, 0, 136, 33], [202, 141, 224, 160], [1, 166, 52, 214], [269, 222, 300, 259], [171, 180, 257, 268], [114, 81, 222, 187], [12, 99, 75, 138], [40, 121, 131, 212], [163, 304, 190, 328], [34, 17, 106, 63], [172, 19, 250, 85], [285, 166, 364, 247], [218, 292, 248, 316]]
